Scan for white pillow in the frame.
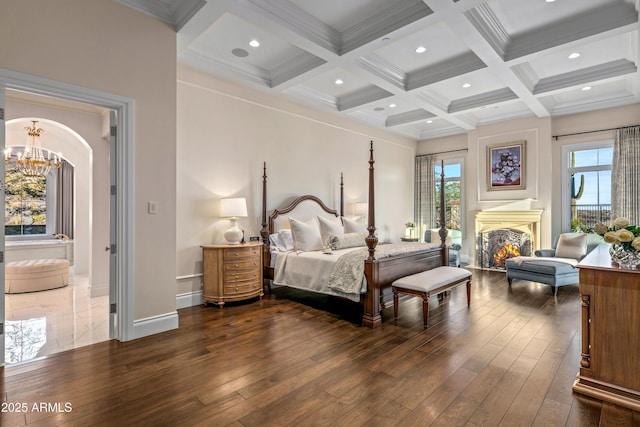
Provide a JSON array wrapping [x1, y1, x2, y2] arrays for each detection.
[[555, 234, 587, 259], [289, 217, 323, 252], [269, 230, 294, 252], [318, 216, 344, 244], [278, 229, 294, 251], [343, 217, 367, 233]]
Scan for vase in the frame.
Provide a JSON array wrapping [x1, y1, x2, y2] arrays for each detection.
[[609, 244, 640, 270]]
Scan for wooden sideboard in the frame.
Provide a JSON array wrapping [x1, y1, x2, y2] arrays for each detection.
[[201, 242, 263, 307], [573, 244, 640, 410]]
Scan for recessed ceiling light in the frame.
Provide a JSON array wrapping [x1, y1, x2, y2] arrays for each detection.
[[462, 83, 471, 88], [415, 46, 426, 53], [426, 120, 433, 124], [389, 103, 397, 108], [334, 79, 343, 85], [545, 0, 555, 3], [568, 52, 581, 59], [249, 39, 260, 48], [582, 86, 592, 91]]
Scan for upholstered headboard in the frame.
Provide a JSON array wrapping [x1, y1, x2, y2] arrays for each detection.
[[269, 195, 339, 233]]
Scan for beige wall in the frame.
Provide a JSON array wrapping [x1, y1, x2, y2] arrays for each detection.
[[418, 104, 640, 264], [0, 0, 177, 324], [176, 66, 416, 295]]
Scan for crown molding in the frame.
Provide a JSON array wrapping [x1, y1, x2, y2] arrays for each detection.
[[504, 3, 638, 61], [418, 126, 467, 140], [270, 55, 326, 88], [117, 0, 205, 28], [386, 109, 434, 127], [341, 0, 433, 55], [337, 87, 393, 111], [448, 88, 517, 113], [534, 59, 637, 94], [357, 54, 407, 90], [464, 3, 510, 59], [285, 85, 338, 110], [246, 0, 341, 54], [549, 91, 638, 116], [407, 53, 487, 91], [180, 50, 271, 87]]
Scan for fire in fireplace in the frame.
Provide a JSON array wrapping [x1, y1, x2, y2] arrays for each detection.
[[477, 228, 532, 270]]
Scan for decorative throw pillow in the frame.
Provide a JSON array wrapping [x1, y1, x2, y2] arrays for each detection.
[[328, 232, 368, 250], [342, 217, 367, 233], [555, 234, 588, 259], [318, 215, 344, 244], [289, 217, 323, 252]]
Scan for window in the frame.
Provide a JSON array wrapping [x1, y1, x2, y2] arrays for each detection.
[[435, 159, 463, 231], [4, 168, 48, 235], [563, 143, 612, 232]]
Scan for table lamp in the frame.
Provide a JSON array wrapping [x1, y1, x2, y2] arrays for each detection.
[[219, 197, 248, 245]]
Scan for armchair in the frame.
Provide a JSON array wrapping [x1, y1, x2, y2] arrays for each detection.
[[505, 232, 604, 295], [424, 229, 462, 267]]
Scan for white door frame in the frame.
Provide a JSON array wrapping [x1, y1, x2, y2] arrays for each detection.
[[0, 68, 135, 347]]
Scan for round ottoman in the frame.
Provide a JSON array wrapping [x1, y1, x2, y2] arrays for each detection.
[[5, 259, 70, 294]]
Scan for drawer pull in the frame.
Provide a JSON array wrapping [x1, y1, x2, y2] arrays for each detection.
[[235, 264, 238, 267], [235, 287, 239, 291]]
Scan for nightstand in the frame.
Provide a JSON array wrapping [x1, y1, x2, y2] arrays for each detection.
[[201, 242, 263, 307]]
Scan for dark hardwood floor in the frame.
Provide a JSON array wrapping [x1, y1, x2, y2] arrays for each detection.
[[2, 268, 639, 426]]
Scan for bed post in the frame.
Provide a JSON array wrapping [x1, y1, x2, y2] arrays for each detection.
[[340, 172, 344, 217], [437, 160, 449, 266], [363, 141, 381, 329], [260, 162, 272, 292]]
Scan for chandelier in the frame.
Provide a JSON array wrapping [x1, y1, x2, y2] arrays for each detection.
[[5, 121, 62, 177]]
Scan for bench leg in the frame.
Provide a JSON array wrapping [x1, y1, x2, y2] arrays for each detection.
[[393, 288, 399, 321], [422, 293, 429, 328], [467, 279, 471, 306]]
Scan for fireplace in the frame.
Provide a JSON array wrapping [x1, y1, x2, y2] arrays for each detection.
[[474, 210, 543, 270]]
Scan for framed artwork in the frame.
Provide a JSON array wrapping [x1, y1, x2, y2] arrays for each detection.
[[487, 141, 525, 191]]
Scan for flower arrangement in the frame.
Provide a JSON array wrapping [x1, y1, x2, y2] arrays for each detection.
[[594, 217, 640, 269], [594, 217, 640, 251], [405, 221, 415, 229], [492, 150, 520, 181]]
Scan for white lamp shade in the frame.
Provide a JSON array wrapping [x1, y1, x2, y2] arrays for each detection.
[[219, 197, 248, 218]]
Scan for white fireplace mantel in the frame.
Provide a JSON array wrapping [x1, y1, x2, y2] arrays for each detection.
[[474, 209, 543, 252]]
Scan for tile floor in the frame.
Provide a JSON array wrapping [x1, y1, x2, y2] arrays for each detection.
[[4, 268, 109, 364]]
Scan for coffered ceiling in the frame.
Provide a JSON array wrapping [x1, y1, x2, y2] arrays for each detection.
[[119, 0, 640, 140]]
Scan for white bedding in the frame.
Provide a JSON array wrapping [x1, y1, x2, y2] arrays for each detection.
[[273, 247, 366, 302], [273, 242, 440, 302]]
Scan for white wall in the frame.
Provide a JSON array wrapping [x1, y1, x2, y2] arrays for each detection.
[[176, 66, 417, 295], [0, 0, 177, 326], [418, 104, 640, 264]]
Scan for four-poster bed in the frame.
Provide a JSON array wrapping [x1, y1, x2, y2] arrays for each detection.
[[260, 142, 449, 328]]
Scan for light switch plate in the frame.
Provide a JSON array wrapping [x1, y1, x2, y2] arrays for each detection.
[[148, 201, 158, 214]]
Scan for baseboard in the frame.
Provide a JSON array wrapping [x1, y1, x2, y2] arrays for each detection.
[[90, 283, 109, 298], [176, 291, 203, 309], [133, 311, 179, 339]]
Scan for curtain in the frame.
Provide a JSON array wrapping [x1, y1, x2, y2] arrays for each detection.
[[56, 160, 74, 238], [612, 126, 640, 225], [415, 154, 436, 242]]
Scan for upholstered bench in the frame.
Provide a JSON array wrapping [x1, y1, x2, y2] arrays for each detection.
[[392, 266, 472, 328], [5, 259, 70, 294]]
